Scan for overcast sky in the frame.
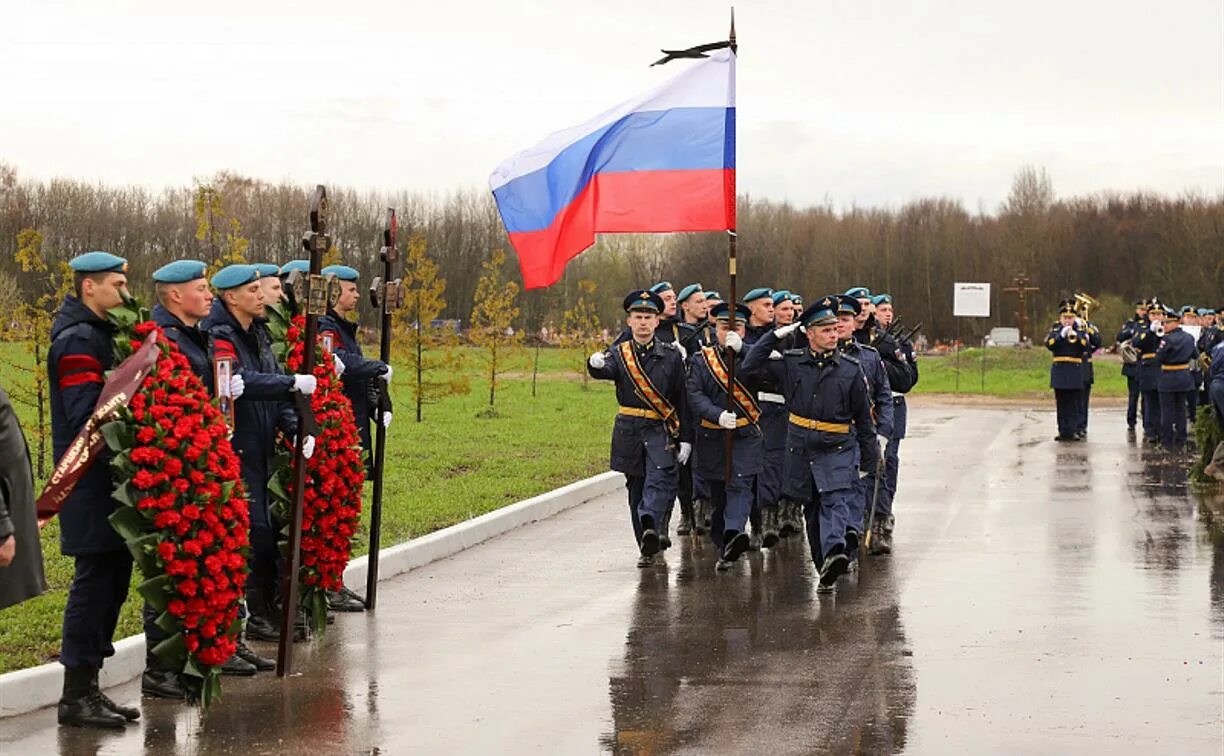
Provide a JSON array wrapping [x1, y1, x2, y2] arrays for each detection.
[[3, 0, 1221, 211]]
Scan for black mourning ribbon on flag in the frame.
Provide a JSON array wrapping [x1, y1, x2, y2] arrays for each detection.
[[650, 40, 734, 66]]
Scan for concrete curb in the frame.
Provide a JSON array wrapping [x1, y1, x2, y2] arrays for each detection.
[[0, 470, 625, 719]]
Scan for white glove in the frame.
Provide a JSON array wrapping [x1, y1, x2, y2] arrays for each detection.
[[1148, 321, 1161, 333], [676, 442, 693, 465], [1060, 326, 1073, 338], [382, 412, 393, 428], [724, 331, 743, 353], [878, 435, 890, 447], [773, 322, 801, 339], [292, 374, 317, 395], [228, 374, 245, 400], [301, 435, 315, 460], [380, 364, 393, 383], [333, 354, 346, 377], [768, 350, 783, 361], [1074, 317, 1084, 329], [718, 411, 738, 429], [588, 352, 606, 369]]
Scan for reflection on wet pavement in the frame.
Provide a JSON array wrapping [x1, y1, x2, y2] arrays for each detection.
[[1, 408, 1220, 755]]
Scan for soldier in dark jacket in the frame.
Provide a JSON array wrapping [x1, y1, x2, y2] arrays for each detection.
[[588, 290, 689, 567], [1135, 300, 1165, 443], [1047, 300, 1089, 442], [1116, 299, 1148, 431], [741, 296, 878, 593], [741, 287, 779, 549], [867, 294, 918, 554], [49, 252, 140, 728], [0, 382, 46, 610], [202, 265, 317, 641], [672, 283, 713, 537], [1077, 316, 1103, 437], [1156, 307, 1199, 451]]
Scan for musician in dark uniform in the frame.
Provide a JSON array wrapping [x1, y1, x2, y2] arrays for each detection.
[[1047, 300, 1088, 442], [1134, 301, 1165, 443], [1076, 313, 1102, 439], [1181, 306, 1202, 424], [686, 302, 763, 570], [1157, 307, 1199, 451], [741, 296, 878, 593], [1116, 299, 1148, 432], [588, 290, 689, 567]]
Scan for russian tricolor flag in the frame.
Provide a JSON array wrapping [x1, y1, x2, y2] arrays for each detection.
[[490, 49, 736, 289]]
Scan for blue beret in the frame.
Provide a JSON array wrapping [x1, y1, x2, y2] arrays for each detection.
[[742, 287, 774, 303], [835, 294, 861, 316], [252, 263, 280, 278], [676, 283, 702, 304], [771, 290, 792, 305], [800, 296, 839, 327], [69, 251, 127, 274], [872, 294, 892, 306], [623, 289, 665, 314], [649, 281, 673, 294], [844, 286, 871, 299], [1180, 305, 1195, 316], [1201, 309, 1215, 316], [790, 293, 803, 306], [211, 264, 261, 290], [710, 302, 750, 323], [704, 290, 723, 302], [322, 265, 359, 282], [152, 259, 207, 284], [280, 260, 310, 275]]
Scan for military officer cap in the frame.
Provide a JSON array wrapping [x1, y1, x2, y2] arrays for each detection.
[[800, 296, 840, 327], [648, 281, 673, 294], [623, 289, 665, 314], [321, 265, 360, 281], [705, 290, 723, 303], [1160, 306, 1180, 322], [1134, 298, 1147, 306], [710, 301, 750, 323], [69, 251, 127, 273], [770, 289, 792, 305], [676, 283, 703, 304], [280, 260, 310, 275], [152, 259, 207, 284], [1058, 298, 1077, 315], [872, 294, 892, 306], [835, 294, 861, 316], [211, 264, 261, 290], [252, 263, 281, 278], [742, 287, 774, 303], [844, 286, 871, 300]]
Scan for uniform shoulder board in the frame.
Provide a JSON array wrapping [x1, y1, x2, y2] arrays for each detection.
[[783, 348, 805, 356], [841, 354, 861, 366], [860, 344, 878, 353]]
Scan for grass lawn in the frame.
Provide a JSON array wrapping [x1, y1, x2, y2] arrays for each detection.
[[911, 347, 1128, 399]]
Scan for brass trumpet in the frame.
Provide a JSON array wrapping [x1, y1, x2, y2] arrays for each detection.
[[1073, 292, 1100, 320]]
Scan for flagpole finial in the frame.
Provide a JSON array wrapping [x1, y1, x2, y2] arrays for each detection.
[[729, 8, 737, 52]]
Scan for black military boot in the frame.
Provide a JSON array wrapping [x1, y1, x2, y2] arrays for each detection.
[[722, 531, 751, 563], [141, 668, 189, 699], [639, 514, 660, 557], [677, 504, 694, 536], [236, 639, 276, 671], [817, 545, 849, 594], [694, 499, 710, 535], [761, 507, 780, 548], [59, 667, 126, 729], [91, 670, 139, 721]]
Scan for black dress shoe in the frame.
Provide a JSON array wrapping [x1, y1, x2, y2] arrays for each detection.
[[326, 588, 366, 613], [636, 554, 655, 568], [722, 532, 751, 563], [94, 682, 140, 721], [819, 545, 849, 589], [236, 640, 276, 671], [220, 654, 257, 676], [141, 669, 189, 700], [58, 691, 127, 729], [246, 615, 281, 642], [640, 529, 660, 557]]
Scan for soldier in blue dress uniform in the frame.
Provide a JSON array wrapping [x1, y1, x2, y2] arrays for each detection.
[[741, 296, 878, 593], [50, 252, 143, 728], [867, 294, 917, 554], [685, 302, 764, 570], [741, 287, 783, 549], [672, 283, 713, 536], [1047, 300, 1089, 441], [1156, 306, 1199, 451], [1115, 299, 1148, 432], [588, 290, 690, 567], [1076, 314, 1102, 438]]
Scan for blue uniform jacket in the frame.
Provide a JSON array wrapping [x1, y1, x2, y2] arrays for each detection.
[[678, 320, 716, 353], [319, 311, 387, 453], [48, 296, 121, 555], [1046, 324, 1088, 390], [588, 338, 688, 477], [1134, 327, 1162, 391], [152, 305, 213, 393], [1081, 322, 1102, 386], [613, 317, 683, 348], [1209, 342, 1224, 385], [1155, 328, 1198, 393], [840, 339, 894, 439], [201, 300, 297, 524], [740, 331, 877, 503], [1116, 318, 1144, 378], [686, 345, 764, 482]]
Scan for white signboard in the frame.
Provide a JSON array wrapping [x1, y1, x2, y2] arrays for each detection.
[[953, 283, 992, 318]]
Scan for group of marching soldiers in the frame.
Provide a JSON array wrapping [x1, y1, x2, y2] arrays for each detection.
[[588, 282, 918, 593], [49, 251, 390, 728]]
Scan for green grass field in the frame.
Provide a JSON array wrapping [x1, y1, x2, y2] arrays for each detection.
[[910, 347, 1128, 398]]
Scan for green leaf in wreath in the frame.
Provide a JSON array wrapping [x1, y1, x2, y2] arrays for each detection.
[[183, 655, 204, 680], [126, 532, 162, 576], [155, 610, 180, 636], [100, 420, 133, 452], [137, 574, 173, 612], [111, 480, 139, 510], [152, 632, 186, 669], [108, 504, 151, 542]]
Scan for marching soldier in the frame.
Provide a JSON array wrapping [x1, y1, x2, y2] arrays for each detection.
[[588, 290, 690, 567], [1116, 299, 1148, 433], [866, 294, 917, 554], [1077, 313, 1102, 438], [771, 290, 804, 539], [51, 252, 142, 728], [1047, 300, 1088, 442], [741, 287, 780, 548], [740, 296, 878, 593], [1135, 301, 1165, 443], [673, 283, 714, 536], [202, 265, 317, 642], [1156, 306, 1199, 451], [685, 302, 763, 570], [650, 281, 682, 344]]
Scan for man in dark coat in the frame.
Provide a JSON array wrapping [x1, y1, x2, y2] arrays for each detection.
[[1156, 307, 1199, 451], [1047, 300, 1089, 442], [0, 383, 46, 610], [1116, 299, 1148, 431], [1135, 300, 1165, 443]]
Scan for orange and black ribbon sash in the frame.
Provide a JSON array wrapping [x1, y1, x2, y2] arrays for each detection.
[[617, 341, 681, 439], [700, 346, 761, 424]]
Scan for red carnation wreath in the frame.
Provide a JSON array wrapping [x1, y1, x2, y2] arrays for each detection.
[[102, 300, 249, 707]]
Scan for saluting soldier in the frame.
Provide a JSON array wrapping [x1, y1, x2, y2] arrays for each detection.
[[1156, 306, 1199, 451], [685, 302, 764, 570], [202, 265, 317, 642], [740, 296, 878, 593], [672, 283, 713, 536], [1047, 299, 1089, 442], [588, 290, 690, 567], [1116, 299, 1148, 433], [1134, 300, 1165, 444], [50, 252, 142, 728], [866, 294, 917, 554]]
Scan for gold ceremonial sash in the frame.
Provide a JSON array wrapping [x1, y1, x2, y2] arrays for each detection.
[[617, 342, 680, 439], [700, 346, 761, 424], [787, 413, 850, 434]]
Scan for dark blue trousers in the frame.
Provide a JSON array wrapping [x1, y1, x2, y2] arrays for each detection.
[[1078, 384, 1092, 434], [708, 475, 755, 552], [1054, 389, 1083, 439], [626, 464, 678, 546], [1125, 376, 1140, 427], [1159, 390, 1191, 449], [1142, 389, 1162, 438], [61, 550, 132, 670]]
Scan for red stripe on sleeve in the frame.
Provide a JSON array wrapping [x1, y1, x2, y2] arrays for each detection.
[[59, 354, 103, 374], [61, 371, 104, 388]]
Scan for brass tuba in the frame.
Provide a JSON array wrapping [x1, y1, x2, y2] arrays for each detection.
[[1073, 292, 1100, 320]]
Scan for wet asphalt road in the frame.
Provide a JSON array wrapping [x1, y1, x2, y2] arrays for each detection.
[[2, 406, 1222, 755]]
